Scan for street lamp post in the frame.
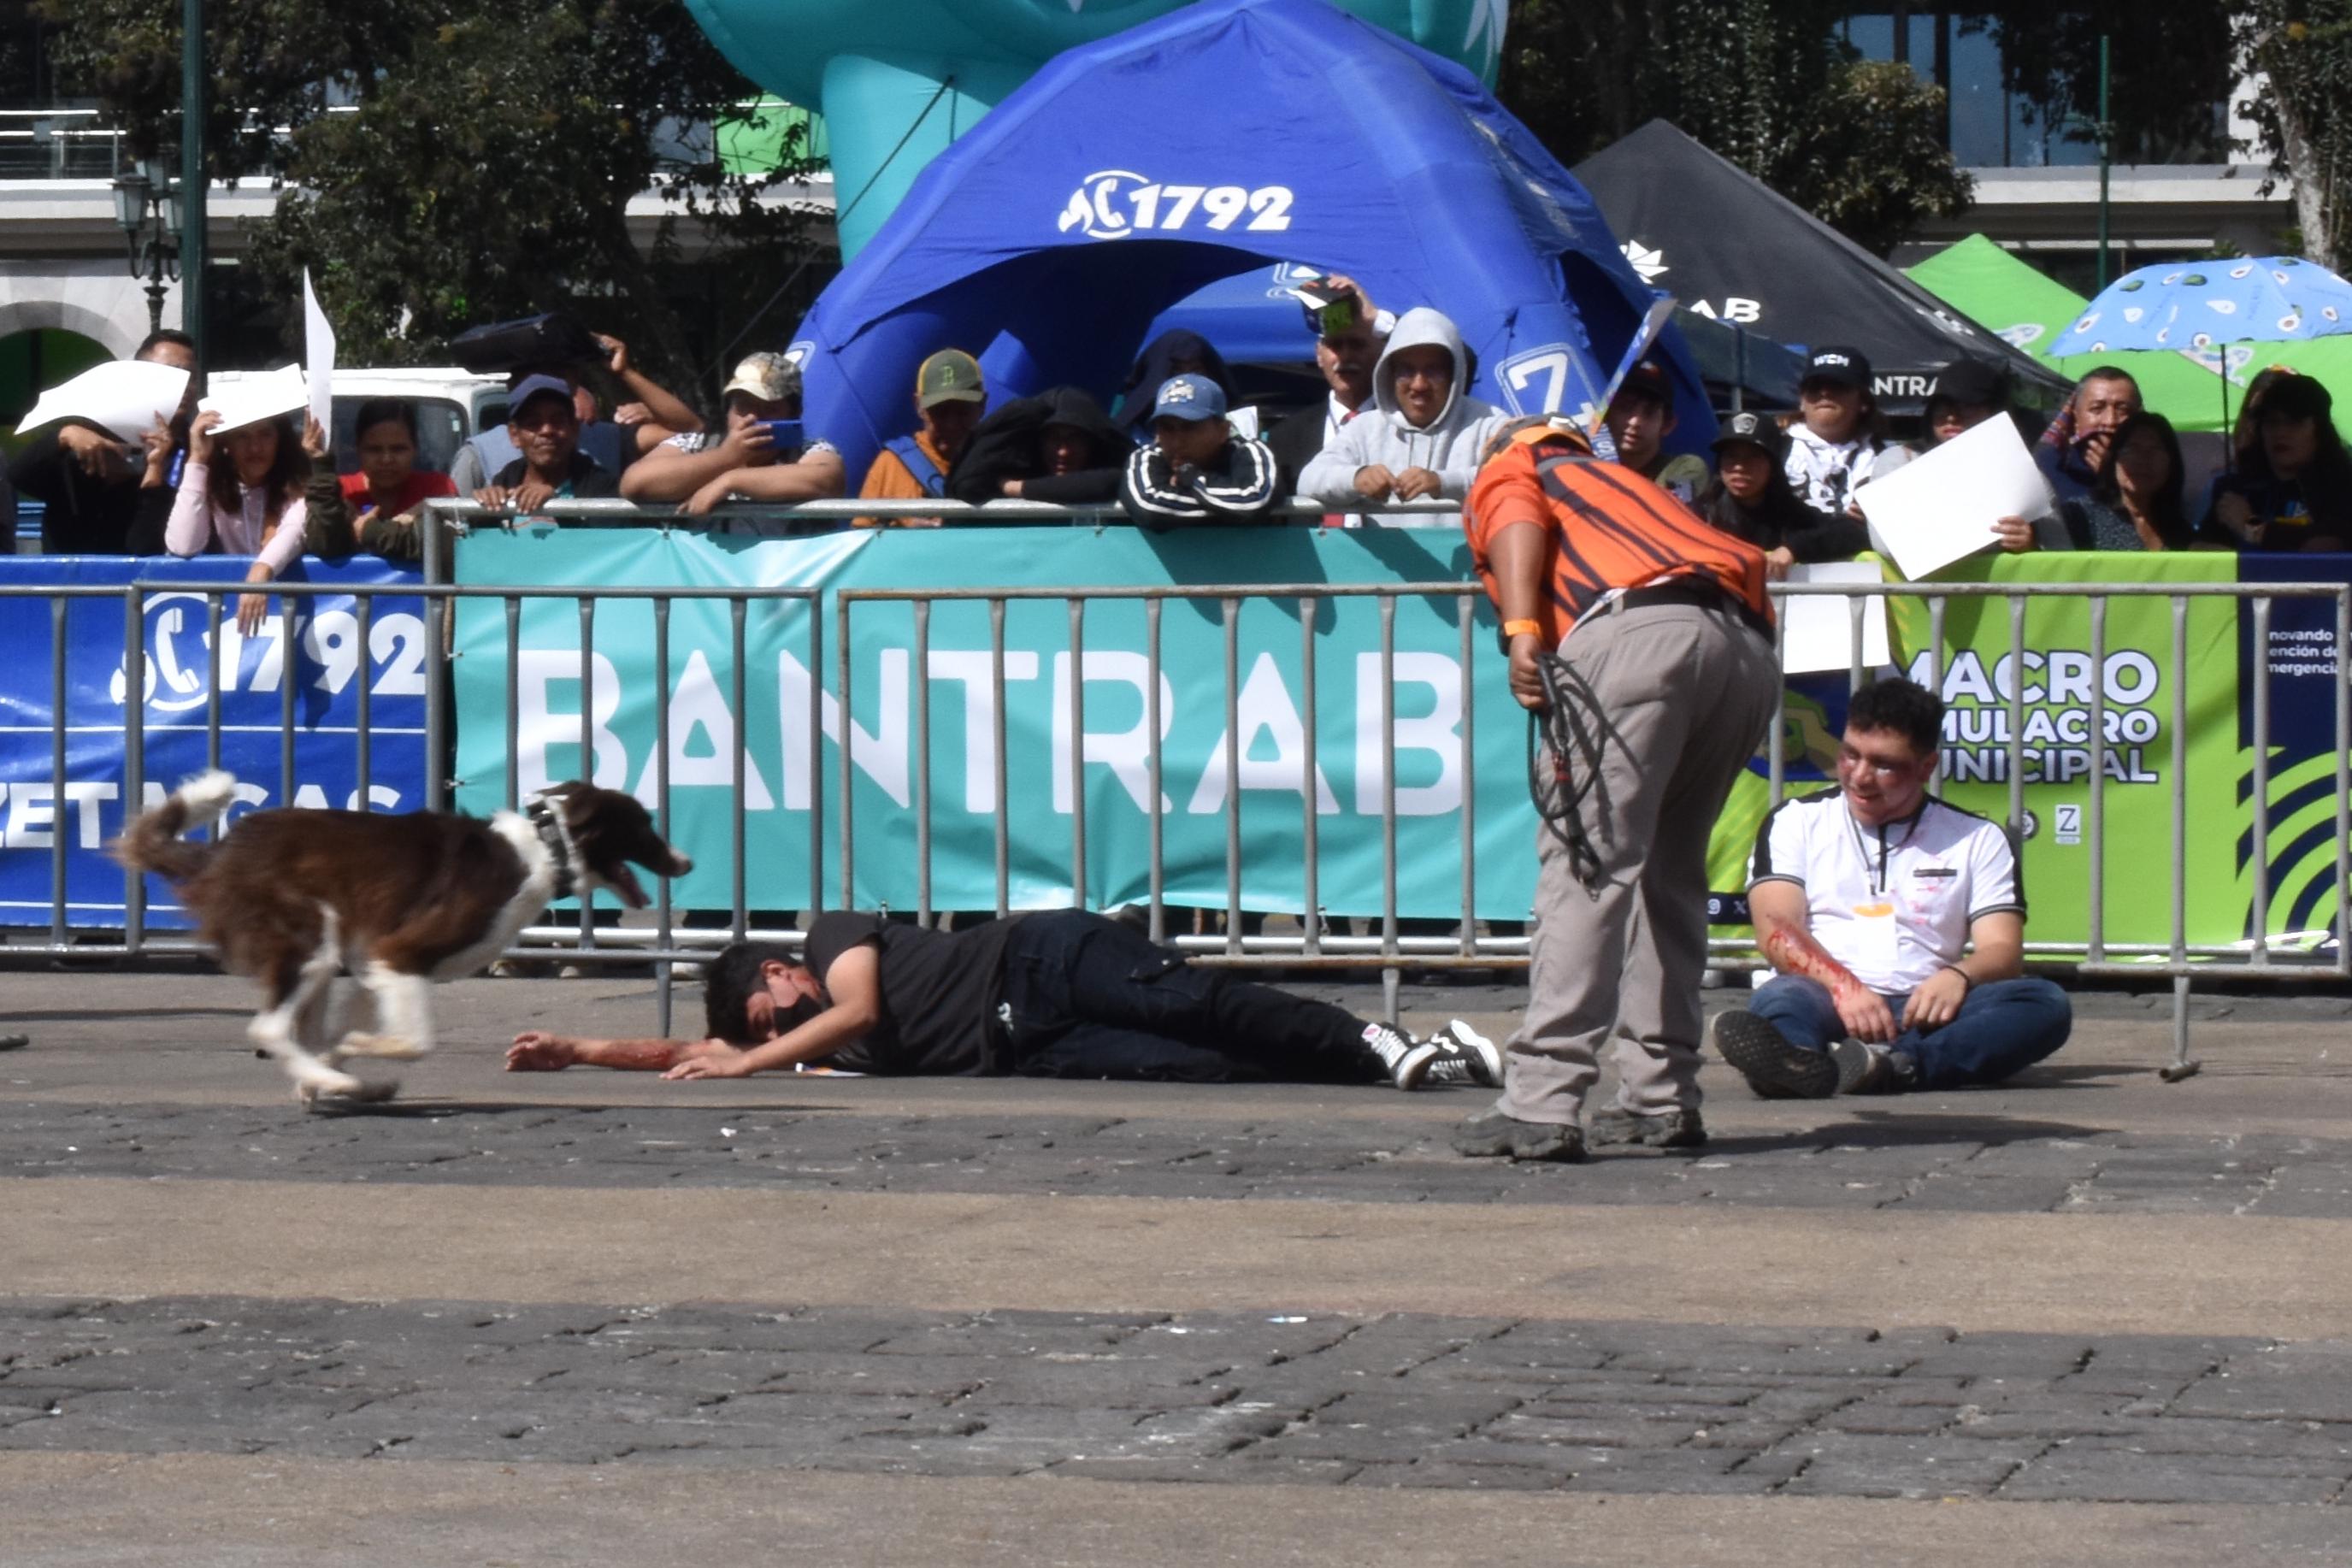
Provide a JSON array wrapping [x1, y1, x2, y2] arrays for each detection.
[[109, 157, 184, 336]]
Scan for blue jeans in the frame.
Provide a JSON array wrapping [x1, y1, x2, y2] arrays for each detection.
[[1748, 974, 2072, 1091]]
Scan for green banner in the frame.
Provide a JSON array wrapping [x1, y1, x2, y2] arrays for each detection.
[[1707, 551, 2313, 954]]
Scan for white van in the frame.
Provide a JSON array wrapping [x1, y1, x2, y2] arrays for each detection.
[[203, 367, 509, 477]]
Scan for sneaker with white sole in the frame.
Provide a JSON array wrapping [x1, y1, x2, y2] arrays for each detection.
[[1361, 1022, 1438, 1090], [1710, 1009, 1839, 1099], [1424, 1019, 1504, 1088]]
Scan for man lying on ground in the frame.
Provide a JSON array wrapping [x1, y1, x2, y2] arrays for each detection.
[[507, 908, 1498, 1090]]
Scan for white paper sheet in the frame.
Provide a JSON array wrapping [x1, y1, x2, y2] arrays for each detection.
[[1778, 561, 1894, 675], [1853, 412, 2052, 580], [197, 363, 308, 434], [302, 268, 335, 435], [14, 360, 191, 441]]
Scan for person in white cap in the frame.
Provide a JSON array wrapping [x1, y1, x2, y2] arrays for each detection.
[[621, 351, 845, 522]]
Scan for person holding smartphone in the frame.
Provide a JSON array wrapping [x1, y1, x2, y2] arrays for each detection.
[[619, 351, 846, 523]]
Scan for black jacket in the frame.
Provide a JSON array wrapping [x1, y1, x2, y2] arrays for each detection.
[[1118, 436, 1280, 527], [8, 422, 177, 553], [1698, 481, 1869, 563], [491, 451, 621, 501], [1266, 406, 1336, 498], [946, 386, 1129, 510]]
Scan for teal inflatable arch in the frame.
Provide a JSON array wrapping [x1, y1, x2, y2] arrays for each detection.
[[683, 0, 1509, 256]]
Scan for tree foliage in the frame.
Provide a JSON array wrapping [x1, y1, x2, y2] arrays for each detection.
[[2237, 2, 2352, 272], [1499, 0, 1972, 256], [1966, 2, 2236, 167], [36, 0, 825, 393]]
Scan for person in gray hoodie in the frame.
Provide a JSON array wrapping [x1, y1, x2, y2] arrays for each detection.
[[1297, 306, 1505, 528]]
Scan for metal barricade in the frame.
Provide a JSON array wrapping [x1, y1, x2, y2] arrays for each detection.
[[6, 498, 2348, 1073]]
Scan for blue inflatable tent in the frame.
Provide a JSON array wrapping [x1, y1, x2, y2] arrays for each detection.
[[792, 0, 1709, 486]]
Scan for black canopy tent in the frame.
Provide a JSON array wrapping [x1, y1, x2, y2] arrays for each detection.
[[1574, 120, 2075, 416]]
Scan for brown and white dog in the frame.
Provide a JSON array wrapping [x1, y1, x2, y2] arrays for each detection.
[[115, 772, 692, 1105]]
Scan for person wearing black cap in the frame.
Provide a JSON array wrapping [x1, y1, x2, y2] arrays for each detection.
[[1919, 359, 2011, 449], [1601, 359, 1710, 503], [2198, 373, 2352, 551], [1695, 410, 1863, 574], [1784, 345, 1897, 527]]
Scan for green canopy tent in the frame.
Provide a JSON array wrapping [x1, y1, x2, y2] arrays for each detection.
[[1906, 233, 2086, 357], [1907, 237, 2240, 433], [1911, 235, 2352, 440]]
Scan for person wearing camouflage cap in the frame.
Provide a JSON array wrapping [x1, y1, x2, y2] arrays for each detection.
[[621, 351, 846, 521]]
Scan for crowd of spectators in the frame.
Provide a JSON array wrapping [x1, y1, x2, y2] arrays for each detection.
[[13, 298, 2352, 566]]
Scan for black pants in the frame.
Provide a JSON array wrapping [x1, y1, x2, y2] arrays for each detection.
[[999, 910, 1385, 1084]]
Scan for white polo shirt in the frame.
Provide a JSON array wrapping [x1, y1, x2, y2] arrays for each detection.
[[1748, 787, 2025, 995]]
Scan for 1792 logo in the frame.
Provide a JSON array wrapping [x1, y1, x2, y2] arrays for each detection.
[[1057, 170, 1294, 239]]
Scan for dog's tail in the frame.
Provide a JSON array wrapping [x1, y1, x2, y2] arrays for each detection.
[[110, 769, 239, 885]]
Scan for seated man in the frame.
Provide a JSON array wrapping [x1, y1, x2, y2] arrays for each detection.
[[1712, 675, 2072, 1098], [1119, 374, 1279, 526], [472, 374, 621, 512], [507, 907, 1500, 1090], [620, 352, 846, 521], [1603, 358, 1710, 503], [854, 348, 987, 524], [1295, 306, 1504, 529]]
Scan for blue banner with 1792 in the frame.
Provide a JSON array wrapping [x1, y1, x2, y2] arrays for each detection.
[[0, 556, 430, 928]]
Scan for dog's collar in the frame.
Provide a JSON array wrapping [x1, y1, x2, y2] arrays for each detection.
[[522, 794, 578, 901]]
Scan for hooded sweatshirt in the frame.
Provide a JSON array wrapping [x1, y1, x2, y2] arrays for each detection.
[[946, 386, 1129, 510], [1296, 307, 1505, 528]]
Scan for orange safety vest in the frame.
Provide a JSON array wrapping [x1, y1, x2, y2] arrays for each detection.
[[1465, 422, 1772, 646]]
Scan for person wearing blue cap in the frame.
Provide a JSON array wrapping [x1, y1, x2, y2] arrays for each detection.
[[1118, 373, 1280, 526]]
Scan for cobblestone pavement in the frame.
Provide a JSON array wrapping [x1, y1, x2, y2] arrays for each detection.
[[6, 1294, 2349, 1504], [9, 970, 2352, 1558], [7, 1100, 2352, 1216]]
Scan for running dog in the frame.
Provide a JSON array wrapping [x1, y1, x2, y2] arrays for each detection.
[[115, 772, 691, 1105]]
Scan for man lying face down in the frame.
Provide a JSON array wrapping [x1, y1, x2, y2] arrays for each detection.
[[507, 907, 1500, 1091]]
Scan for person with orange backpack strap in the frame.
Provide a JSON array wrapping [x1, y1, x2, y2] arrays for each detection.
[[857, 349, 990, 525], [1452, 412, 1781, 1164]]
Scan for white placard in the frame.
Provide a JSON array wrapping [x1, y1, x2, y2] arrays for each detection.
[[197, 363, 307, 434], [13, 360, 190, 441], [1853, 413, 2053, 581], [302, 268, 335, 434], [1778, 561, 1894, 675]]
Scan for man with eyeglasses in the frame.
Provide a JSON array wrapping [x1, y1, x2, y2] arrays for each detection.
[[1712, 676, 2072, 1099], [1296, 304, 1505, 529]]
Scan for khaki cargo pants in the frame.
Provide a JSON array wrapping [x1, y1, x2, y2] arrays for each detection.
[[1500, 598, 1780, 1124]]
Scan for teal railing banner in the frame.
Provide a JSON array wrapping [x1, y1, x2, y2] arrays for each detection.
[[452, 526, 1540, 921]]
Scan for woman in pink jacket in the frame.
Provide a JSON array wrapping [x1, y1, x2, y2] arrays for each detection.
[[166, 409, 311, 634]]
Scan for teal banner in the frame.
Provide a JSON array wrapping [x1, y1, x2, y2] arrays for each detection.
[[452, 527, 1538, 921]]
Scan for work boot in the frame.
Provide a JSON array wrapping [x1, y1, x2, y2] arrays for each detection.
[[1711, 1009, 1839, 1099], [1587, 1105, 1707, 1148], [1421, 1019, 1504, 1088], [1450, 1111, 1585, 1162], [1831, 1040, 1921, 1094]]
